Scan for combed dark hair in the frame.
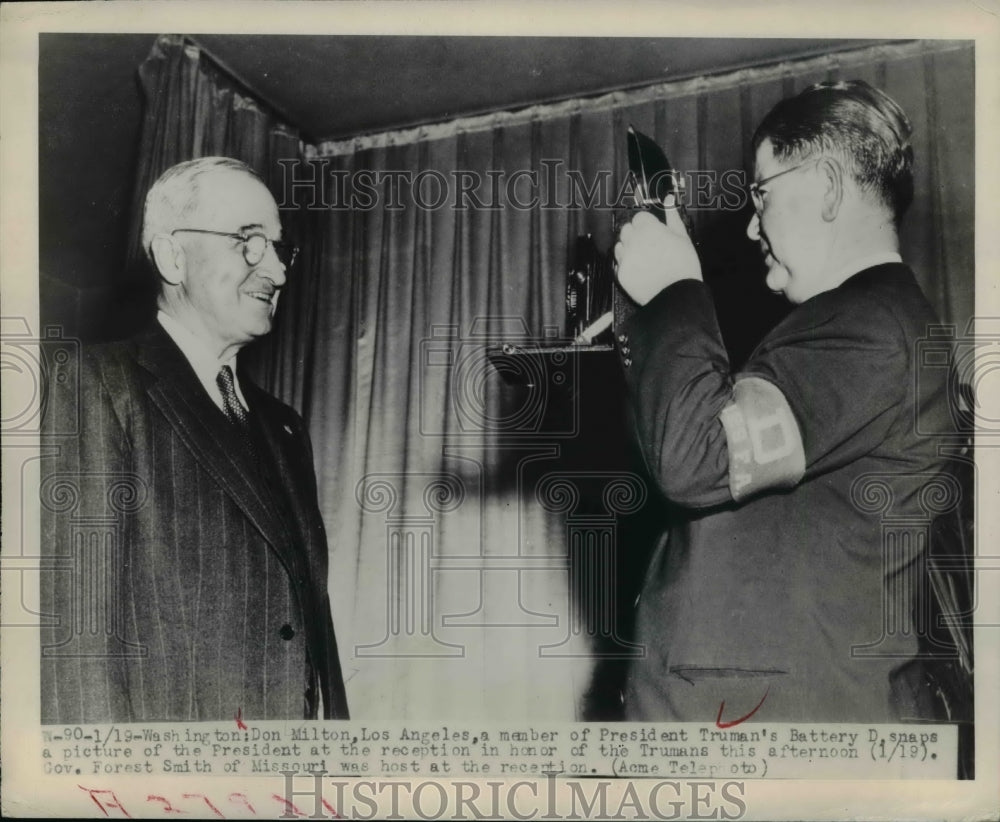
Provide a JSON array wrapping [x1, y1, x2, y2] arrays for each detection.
[[752, 80, 914, 222]]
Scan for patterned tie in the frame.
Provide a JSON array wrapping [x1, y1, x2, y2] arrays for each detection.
[[216, 365, 249, 429], [217, 367, 293, 526], [216, 365, 263, 470]]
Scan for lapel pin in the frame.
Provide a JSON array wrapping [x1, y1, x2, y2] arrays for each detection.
[[283, 424, 293, 435]]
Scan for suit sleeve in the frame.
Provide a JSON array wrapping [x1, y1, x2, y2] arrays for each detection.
[[623, 280, 908, 508], [40, 347, 135, 723]]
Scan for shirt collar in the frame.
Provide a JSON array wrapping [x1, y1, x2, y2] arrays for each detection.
[[157, 311, 248, 412]]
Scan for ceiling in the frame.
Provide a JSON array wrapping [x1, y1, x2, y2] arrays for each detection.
[[38, 33, 890, 301], [189, 35, 885, 142]]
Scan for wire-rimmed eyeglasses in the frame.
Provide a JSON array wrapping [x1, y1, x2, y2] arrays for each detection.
[[748, 157, 823, 214], [171, 228, 299, 269]]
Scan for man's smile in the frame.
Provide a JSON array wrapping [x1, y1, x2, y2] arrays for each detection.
[[244, 288, 277, 306]]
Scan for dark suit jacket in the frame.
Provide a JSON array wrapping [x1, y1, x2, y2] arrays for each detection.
[[619, 264, 957, 722], [40, 324, 349, 722]]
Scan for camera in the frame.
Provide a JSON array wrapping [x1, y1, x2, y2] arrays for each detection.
[[418, 317, 579, 439]]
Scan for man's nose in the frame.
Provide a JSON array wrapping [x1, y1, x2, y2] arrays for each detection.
[[746, 210, 761, 242], [258, 246, 287, 286]]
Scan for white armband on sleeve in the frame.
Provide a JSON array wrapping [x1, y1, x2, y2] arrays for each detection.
[[718, 376, 805, 502]]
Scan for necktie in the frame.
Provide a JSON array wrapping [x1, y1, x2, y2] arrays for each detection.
[[216, 365, 249, 429], [217, 366, 293, 529], [216, 365, 262, 469]]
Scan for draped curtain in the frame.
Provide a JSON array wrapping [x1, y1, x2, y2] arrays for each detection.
[[127, 37, 974, 719], [121, 35, 303, 332]]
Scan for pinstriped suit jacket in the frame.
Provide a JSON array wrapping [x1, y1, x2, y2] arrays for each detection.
[[40, 324, 349, 722]]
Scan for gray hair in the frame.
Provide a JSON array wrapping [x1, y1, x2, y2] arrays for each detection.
[[141, 156, 264, 262]]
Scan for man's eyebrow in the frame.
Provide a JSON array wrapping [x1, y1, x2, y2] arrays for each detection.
[[237, 222, 283, 240]]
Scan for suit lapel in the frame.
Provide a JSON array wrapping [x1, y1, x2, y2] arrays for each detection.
[[133, 326, 293, 563], [242, 381, 321, 580], [246, 386, 312, 530]]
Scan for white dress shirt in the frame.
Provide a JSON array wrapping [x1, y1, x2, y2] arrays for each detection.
[[157, 311, 249, 413]]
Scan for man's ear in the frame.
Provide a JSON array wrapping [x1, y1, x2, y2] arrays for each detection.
[[819, 157, 843, 222], [150, 235, 186, 285]]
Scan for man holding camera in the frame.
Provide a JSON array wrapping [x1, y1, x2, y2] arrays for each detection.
[[614, 81, 959, 722]]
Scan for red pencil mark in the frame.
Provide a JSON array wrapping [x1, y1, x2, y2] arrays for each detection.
[[235, 707, 247, 730], [715, 686, 769, 728], [184, 793, 224, 818], [228, 793, 256, 815], [79, 786, 132, 818], [272, 794, 307, 817], [147, 795, 184, 814]]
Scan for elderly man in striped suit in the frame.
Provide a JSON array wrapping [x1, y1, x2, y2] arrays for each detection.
[[41, 157, 349, 722]]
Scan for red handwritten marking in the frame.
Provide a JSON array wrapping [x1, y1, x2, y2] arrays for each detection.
[[715, 686, 770, 729], [85, 787, 305, 819], [235, 707, 248, 730], [147, 794, 185, 814], [79, 786, 132, 818], [272, 794, 306, 817], [228, 793, 256, 815], [322, 799, 342, 818], [184, 793, 224, 818]]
